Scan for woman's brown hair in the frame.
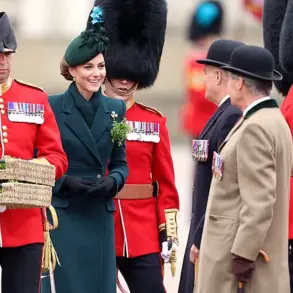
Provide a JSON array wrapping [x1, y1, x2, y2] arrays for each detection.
[[60, 57, 74, 81]]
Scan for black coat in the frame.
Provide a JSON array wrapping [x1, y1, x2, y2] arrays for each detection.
[[178, 98, 241, 293]]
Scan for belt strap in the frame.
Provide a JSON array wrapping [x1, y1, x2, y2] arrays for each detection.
[[115, 184, 153, 200]]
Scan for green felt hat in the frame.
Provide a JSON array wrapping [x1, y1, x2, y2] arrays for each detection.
[[64, 6, 109, 67]]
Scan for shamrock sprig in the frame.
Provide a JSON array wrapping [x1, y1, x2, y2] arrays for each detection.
[[110, 112, 131, 146]]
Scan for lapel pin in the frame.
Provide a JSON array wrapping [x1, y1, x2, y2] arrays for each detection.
[[111, 111, 118, 119]]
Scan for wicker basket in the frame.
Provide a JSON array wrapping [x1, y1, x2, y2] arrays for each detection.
[[0, 157, 55, 187], [0, 182, 52, 208]]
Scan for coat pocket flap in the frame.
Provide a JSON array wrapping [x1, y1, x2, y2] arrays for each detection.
[[52, 196, 69, 208], [209, 214, 237, 222]]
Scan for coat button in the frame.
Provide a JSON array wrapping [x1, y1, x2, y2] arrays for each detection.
[[2, 132, 7, 137], [3, 138, 8, 144], [2, 125, 7, 131], [1, 110, 5, 115], [0, 98, 3, 103], [97, 174, 101, 179], [0, 105, 4, 109]]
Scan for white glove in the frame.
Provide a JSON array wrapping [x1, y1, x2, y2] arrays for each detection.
[[161, 241, 178, 263], [0, 206, 6, 213]]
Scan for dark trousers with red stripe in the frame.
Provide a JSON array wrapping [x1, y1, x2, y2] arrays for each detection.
[[117, 253, 166, 293], [0, 243, 43, 293]]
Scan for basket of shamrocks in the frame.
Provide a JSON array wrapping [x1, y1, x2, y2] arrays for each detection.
[[0, 156, 55, 208]]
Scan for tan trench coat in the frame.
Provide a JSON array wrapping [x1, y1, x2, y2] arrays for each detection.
[[195, 102, 292, 293]]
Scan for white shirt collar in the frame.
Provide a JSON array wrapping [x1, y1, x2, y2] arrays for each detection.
[[218, 95, 230, 107], [243, 96, 271, 117]]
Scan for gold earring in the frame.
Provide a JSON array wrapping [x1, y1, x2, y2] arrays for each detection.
[[73, 76, 76, 81]]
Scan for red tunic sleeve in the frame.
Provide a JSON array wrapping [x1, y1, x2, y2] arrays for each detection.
[[35, 93, 68, 179], [280, 85, 293, 240], [152, 116, 179, 227]]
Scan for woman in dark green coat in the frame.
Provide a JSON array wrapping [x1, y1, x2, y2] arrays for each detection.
[[41, 6, 128, 293]]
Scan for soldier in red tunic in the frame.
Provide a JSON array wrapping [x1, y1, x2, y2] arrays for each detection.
[[0, 12, 68, 293], [87, 1, 179, 292], [263, 1, 293, 291]]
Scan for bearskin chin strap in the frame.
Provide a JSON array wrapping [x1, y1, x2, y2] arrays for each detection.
[[105, 78, 138, 97], [41, 206, 60, 273], [0, 77, 12, 95]]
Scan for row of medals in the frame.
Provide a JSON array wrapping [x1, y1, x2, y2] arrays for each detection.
[[7, 102, 44, 124], [126, 121, 160, 143], [192, 139, 223, 179]]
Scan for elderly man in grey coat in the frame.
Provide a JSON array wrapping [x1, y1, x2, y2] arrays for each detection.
[[195, 45, 293, 293]]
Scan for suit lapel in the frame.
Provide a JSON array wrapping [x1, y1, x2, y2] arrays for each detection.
[[62, 86, 102, 164], [199, 98, 230, 139], [218, 116, 244, 152], [91, 94, 112, 142], [218, 99, 279, 152]]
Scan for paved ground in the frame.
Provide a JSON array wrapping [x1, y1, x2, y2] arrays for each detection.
[[0, 144, 194, 293]]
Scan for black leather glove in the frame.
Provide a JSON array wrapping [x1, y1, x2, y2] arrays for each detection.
[[86, 176, 117, 199], [60, 176, 95, 197], [232, 254, 256, 283]]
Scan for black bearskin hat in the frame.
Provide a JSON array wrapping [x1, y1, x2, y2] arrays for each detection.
[[0, 12, 17, 53], [263, 0, 293, 96], [187, 0, 223, 42], [86, 0, 167, 89], [279, 0, 293, 73]]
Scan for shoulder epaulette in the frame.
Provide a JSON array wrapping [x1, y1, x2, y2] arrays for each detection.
[[14, 79, 44, 92], [136, 102, 164, 117]]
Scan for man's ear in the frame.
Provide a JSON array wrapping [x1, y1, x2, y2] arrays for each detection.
[[216, 70, 222, 85], [236, 76, 244, 90]]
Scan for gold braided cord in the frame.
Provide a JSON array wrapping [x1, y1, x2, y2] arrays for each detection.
[[42, 206, 60, 273]]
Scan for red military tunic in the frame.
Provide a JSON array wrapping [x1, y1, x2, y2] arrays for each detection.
[[0, 79, 68, 247], [281, 85, 293, 240], [114, 102, 179, 257], [180, 51, 217, 137]]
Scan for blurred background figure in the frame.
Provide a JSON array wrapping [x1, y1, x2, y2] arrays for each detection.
[[179, 0, 223, 140], [242, 0, 264, 24]]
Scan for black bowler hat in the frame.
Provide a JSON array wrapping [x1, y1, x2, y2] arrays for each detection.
[[196, 39, 245, 67], [221, 45, 283, 81], [0, 12, 17, 53]]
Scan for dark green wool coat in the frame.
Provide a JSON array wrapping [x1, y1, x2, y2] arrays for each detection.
[[41, 82, 128, 293]]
